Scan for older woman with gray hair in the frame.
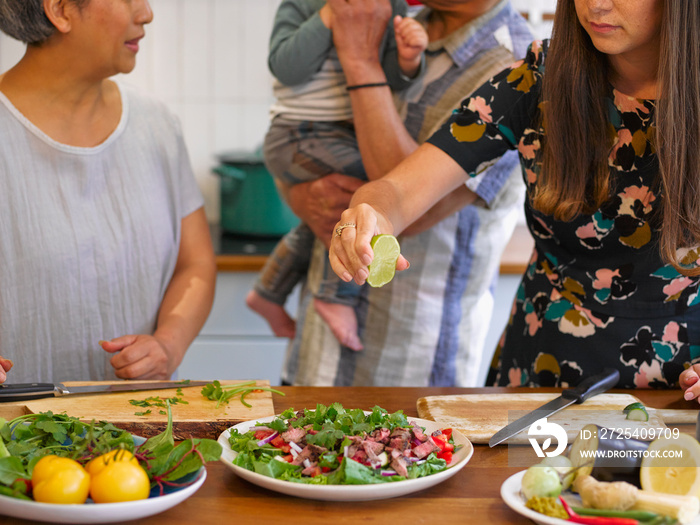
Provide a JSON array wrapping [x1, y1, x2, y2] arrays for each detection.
[[0, 0, 216, 383]]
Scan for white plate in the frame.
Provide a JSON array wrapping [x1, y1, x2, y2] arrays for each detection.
[[0, 434, 207, 524], [218, 414, 473, 501], [0, 468, 206, 524], [501, 470, 700, 525]]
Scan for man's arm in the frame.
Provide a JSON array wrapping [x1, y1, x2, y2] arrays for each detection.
[[328, 0, 478, 226], [328, 0, 419, 179], [287, 174, 365, 248]]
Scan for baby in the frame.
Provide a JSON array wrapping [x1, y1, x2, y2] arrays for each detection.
[[247, 0, 428, 351]]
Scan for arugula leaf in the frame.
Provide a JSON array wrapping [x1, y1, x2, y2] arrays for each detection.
[[141, 401, 175, 458], [0, 456, 26, 485]]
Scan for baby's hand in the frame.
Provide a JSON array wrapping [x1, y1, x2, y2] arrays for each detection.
[[680, 364, 700, 402], [394, 15, 428, 76], [319, 3, 332, 29]]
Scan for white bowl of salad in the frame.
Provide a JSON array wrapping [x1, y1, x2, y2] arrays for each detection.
[[217, 403, 473, 501]]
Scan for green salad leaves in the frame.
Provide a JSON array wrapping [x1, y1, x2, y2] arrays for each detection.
[[228, 403, 450, 485], [0, 404, 222, 501]]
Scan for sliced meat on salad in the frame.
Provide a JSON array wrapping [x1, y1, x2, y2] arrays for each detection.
[[228, 403, 458, 485]]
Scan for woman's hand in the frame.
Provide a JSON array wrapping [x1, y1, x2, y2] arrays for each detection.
[[0, 357, 13, 384], [329, 203, 409, 284], [101, 335, 175, 380], [680, 364, 700, 403]]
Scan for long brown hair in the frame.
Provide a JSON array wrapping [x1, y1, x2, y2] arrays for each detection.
[[536, 0, 700, 275]]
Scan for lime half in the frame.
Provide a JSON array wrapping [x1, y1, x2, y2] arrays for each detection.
[[367, 234, 401, 288]]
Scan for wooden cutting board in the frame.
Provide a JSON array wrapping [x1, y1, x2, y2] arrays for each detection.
[[0, 380, 276, 440], [416, 393, 669, 445]]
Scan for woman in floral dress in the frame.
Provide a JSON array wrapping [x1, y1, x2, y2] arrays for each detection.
[[328, 0, 700, 393]]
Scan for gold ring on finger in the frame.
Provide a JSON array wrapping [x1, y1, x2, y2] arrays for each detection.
[[335, 222, 356, 238]]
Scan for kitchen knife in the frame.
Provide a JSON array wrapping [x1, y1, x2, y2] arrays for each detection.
[[488, 367, 620, 447], [0, 380, 212, 402]]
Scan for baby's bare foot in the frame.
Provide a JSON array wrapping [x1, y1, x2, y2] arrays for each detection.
[[246, 290, 296, 338], [313, 298, 363, 351]]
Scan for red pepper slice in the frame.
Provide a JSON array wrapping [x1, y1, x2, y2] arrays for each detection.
[[558, 497, 638, 525]]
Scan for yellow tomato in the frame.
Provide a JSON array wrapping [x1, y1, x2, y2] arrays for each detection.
[[86, 448, 139, 477], [89, 461, 151, 503], [32, 455, 86, 486], [32, 458, 90, 504]]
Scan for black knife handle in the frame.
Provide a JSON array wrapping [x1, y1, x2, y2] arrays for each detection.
[[0, 383, 57, 402], [561, 368, 620, 403]]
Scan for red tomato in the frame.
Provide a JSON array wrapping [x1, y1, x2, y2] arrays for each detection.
[[306, 466, 322, 477], [432, 435, 447, 450], [437, 450, 453, 464], [254, 430, 276, 440], [270, 435, 291, 453]]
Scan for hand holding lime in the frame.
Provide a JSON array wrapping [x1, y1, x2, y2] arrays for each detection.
[[367, 234, 401, 287]]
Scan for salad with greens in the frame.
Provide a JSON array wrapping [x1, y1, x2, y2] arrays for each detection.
[[0, 407, 222, 501], [227, 403, 458, 485]]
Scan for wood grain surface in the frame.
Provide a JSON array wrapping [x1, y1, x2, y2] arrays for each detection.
[[0, 380, 276, 439], [0, 386, 696, 525], [416, 393, 668, 444]]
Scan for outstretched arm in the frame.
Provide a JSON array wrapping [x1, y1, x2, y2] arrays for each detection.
[[329, 143, 475, 284]]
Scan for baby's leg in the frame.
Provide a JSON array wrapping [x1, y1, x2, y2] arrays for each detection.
[[262, 118, 367, 346], [246, 290, 296, 339], [312, 265, 364, 351], [313, 298, 363, 351], [247, 224, 314, 338]]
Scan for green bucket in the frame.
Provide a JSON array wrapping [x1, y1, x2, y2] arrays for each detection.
[[215, 151, 299, 237]]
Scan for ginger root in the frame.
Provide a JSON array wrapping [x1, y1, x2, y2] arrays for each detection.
[[574, 474, 700, 524], [573, 475, 637, 510]]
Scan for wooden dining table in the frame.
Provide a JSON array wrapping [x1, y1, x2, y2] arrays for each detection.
[[3, 386, 697, 525]]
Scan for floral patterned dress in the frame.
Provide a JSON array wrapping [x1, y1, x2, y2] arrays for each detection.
[[428, 40, 700, 388]]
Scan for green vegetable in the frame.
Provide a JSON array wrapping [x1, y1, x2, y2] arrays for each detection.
[[0, 404, 222, 501], [521, 465, 562, 500], [200, 380, 285, 409], [622, 402, 649, 422], [571, 507, 659, 521], [228, 403, 449, 486], [129, 389, 189, 416]]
